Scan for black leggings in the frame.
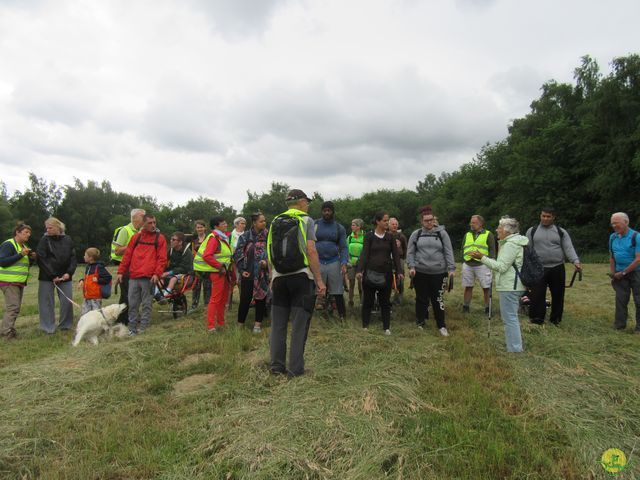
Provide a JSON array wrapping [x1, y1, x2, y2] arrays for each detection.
[[413, 272, 447, 328], [361, 272, 392, 330], [237, 275, 266, 324]]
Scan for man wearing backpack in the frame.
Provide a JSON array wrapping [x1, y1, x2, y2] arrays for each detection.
[[116, 214, 167, 335], [609, 212, 640, 332], [525, 207, 582, 325], [267, 189, 326, 377], [110, 208, 145, 325], [314, 201, 348, 319]]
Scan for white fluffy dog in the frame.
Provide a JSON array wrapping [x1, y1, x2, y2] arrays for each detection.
[[72, 303, 127, 347]]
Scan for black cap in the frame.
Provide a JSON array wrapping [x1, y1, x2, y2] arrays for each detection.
[[285, 189, 311, 202]]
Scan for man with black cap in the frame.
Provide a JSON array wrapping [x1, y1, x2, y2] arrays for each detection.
[[267, 189, 326, 377], [314, 201, 349, 319]]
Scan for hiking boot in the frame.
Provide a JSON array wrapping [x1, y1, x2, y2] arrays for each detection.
[[439, 327, 449, 337], [462, 305, 470, 313], [384, 329, 391, 336], [3, 330, 17, 341]]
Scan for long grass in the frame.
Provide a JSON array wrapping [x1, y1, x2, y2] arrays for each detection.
[[0, 264, 638, 479]]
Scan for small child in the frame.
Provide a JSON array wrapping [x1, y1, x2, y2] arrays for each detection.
[[78, 248, 112, 316]]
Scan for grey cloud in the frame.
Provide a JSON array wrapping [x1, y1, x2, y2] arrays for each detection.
[[188, 0, 290, 37], [488, 65, 547, 114], [233, 67, 504, 158], [139, 77, 227, 153], [11, 75, 98, 126]]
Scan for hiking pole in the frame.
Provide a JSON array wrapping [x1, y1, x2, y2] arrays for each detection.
[[487, 277, 493, 338], [566, 269, 583, 288]]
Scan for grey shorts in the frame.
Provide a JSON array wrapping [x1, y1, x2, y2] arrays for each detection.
[[461, 263, 492, 289], [346, 263, 357, 281], [320, 262, 344, 295]]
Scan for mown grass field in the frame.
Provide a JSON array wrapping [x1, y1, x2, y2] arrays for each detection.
[[0, 263, 638, 479]]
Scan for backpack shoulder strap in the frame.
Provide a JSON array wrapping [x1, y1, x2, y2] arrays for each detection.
[[112, 226, 123, 242], [530, 225, 537, 248]]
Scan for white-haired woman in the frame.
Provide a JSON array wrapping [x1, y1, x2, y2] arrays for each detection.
[[470, 216, 527, 352], [36, 217, 77, 334], [228, 217, 246, 308]]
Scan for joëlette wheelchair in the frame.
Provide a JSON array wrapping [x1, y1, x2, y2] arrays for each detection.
[[157, 274, 199, 319]]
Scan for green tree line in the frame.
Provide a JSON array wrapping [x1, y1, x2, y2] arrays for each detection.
[[1, 54, 638, 260]]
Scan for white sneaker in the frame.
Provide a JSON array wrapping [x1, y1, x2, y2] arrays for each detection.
[[252, 326, 262, 334], [439, 327, 449, 337], [384, 329, 391, 336], [417, 325, 424, 330], [363, 327, 368, 331]]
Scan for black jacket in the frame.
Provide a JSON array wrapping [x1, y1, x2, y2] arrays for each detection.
[[36, 234, 77, 281]]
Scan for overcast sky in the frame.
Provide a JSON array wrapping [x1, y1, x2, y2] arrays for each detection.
[[0, 0, 638, 209]]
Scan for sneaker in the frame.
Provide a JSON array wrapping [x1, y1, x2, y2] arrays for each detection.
[[462, 305, 470, 313], [253, 326, 262, 334], [153, 292, 163, 302], [384, 329, 391, 336], [439, 327, 449, 337], [363, 327, 368, 331], [208, 327, 217, 333], [417, 325, 424, 330], [484, 306, 490, 315], [128, 330, 137, 337], [163, 290, 173, 298]]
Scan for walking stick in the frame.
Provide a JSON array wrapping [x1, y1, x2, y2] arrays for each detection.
[[487, 277, 493, 338]]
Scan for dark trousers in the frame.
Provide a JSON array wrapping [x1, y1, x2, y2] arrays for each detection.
[[529, 264, 565, 324], [237, 275, 266, 324], [413, 272, 447, 329], [612, 270, 640, 330], [270, 273, 315, 377], [116, 273, 129, 325], [192, 271, 212, 309], [361, 272, 392, 330]]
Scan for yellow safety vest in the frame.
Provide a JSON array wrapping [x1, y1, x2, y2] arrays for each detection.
[[463, 230, 490, 261], [0, 239, 30, 284], [193, 233, 232, 273], [110, 223, 137, 262]]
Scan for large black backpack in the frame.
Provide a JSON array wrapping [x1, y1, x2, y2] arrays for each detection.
[[513, 245, 545, 289], [269, 213, 308, 273]]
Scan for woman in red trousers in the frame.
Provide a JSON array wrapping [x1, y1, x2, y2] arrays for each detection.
[[193, 216, 233, 332]]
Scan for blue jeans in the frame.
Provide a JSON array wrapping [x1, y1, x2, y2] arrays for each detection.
[[498, 291, 524, 352]]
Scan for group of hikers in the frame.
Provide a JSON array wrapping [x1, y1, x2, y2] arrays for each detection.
[[1, 188, 639, 378]]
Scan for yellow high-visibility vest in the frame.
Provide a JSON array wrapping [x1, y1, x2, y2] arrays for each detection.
[[193, 233, 232, 273], [0, 239, 29, 284], [463, 231, 490, 261]]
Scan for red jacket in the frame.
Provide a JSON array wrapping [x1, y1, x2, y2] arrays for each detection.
[[118, 230, 168, 279]]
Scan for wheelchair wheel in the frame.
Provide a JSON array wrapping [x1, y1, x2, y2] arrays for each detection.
[[172, 294, 188, 319]]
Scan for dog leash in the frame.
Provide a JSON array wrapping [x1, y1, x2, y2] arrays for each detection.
[[53, 281, 83, 309]]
